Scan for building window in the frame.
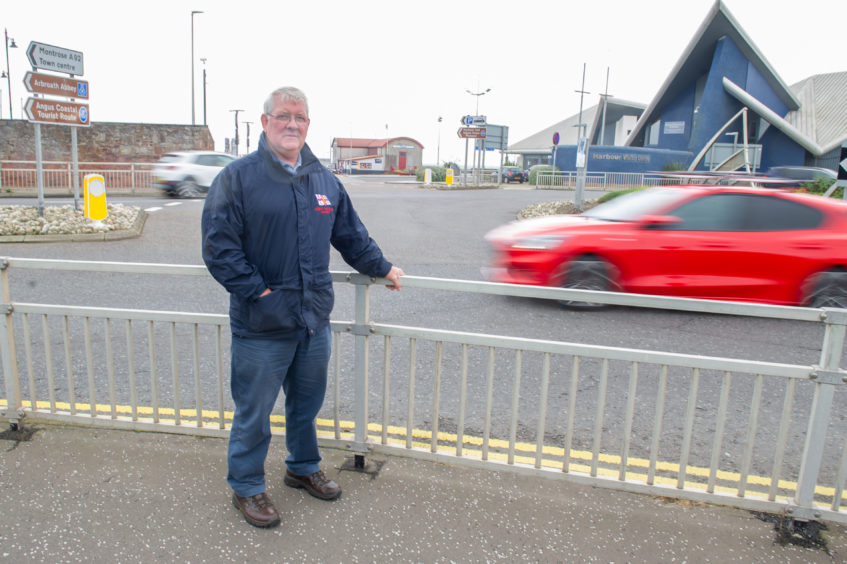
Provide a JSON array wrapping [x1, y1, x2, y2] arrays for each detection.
[[648, 120, 661, 145]]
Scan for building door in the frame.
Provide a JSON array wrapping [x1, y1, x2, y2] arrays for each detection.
[[399, 151, 407, 170]]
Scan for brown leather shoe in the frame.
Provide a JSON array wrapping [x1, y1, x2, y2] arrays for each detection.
[[284, 469, 342, 500], [231, 492, 281, 528]]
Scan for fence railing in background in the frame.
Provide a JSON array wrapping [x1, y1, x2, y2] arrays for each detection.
[[535, 171, 679, 190], [0, 161, 155, 195], [2, 258, 847, 524]]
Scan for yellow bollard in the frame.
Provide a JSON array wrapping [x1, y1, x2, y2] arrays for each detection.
[[84, 174, 108, 221], [446, 168, 454, 186]]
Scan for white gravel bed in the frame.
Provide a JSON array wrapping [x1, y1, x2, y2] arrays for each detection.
[[0, 203, 141, 236], [517, 199, 598, 220]]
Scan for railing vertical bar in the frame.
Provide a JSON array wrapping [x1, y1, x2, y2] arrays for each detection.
[[381, 335, 391, 445], [769, 378, 795, 501], [352, 282, 370, 452], [648, 365, 668, 485], [457, 343, 469, 458], [126, 320, 137, 421], [677, 368, 700, 489], [42, 314, 56, 413], [507, 350, 522, 465], [563, 355, 580, 473], [619, 361, 639, 481], [216, 325, 224, 429], [831, 432, 847, 511], [192, 323, 202, 428], [147, 320, 159, 424], [333, 331, 341, 440], [84, 317, 96, 417], [590, 359, 609, 477], [482, 346, 495, 460], [708, 371, 732, 493], [738, 374, 764, 498], [431, 341, 443, 453], [22, 313, 37, 410], [169, 322, 180, 426], [405, 338, 416, 449], [535, 352, 551, 469], [796, 317, 846, 511], [105, 318, 116, 419], [62, 315, 77, 415]]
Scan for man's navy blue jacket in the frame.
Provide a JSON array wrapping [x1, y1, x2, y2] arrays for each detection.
[[201, 134, 392, 339]]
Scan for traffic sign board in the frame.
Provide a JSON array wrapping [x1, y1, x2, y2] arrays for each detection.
[[553, 132, 560, 146], [461, 115, 486, 126], [458, 127, 486, 139], [24, 97, 90, 126], [27, 41, 84, 75], [23, 71, 89, 99]]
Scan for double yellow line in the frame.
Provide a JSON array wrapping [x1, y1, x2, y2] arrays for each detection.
[[2, 398, 838, 503]]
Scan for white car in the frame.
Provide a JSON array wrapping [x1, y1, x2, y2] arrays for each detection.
[[152, 151, 236, 198]]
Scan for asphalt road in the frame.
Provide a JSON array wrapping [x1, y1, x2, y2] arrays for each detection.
[[2, 178, 845, 488]]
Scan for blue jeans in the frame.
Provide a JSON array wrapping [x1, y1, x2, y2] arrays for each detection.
[[227, 326, 331, 497]]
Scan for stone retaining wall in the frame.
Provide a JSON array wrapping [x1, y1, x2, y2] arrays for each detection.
[[0, 119, 214, 163]]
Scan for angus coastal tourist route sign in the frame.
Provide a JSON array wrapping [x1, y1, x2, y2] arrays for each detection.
[[24, 97, 90, 127]]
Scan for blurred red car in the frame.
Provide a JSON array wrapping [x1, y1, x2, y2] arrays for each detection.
[[484, 186, 847, 308]]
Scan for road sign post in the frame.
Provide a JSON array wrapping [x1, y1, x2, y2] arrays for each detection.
[[24, 41, 86, 214]]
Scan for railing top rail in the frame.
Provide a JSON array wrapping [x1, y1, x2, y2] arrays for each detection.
[[3, 257, 209, 276], [0, 160, 156, 166], [2, 257, 830, 324]]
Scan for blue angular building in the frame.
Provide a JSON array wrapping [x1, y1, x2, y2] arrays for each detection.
[[510, 1, 847, 174]]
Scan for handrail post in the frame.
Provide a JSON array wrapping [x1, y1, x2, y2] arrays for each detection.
[[347, 273, 373, 469], [792, 308, 847, 521], [0, 257, 23, 430]]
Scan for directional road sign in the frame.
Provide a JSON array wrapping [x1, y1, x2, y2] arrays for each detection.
[[27, 41, 84, 76], [461, 115, 486, 126], [23, 71, 89, 99], [458, 127, 486, 139], [24, 97, 90, 127]]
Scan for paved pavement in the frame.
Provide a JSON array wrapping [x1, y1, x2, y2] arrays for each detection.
[[2, 422, 846, 563]]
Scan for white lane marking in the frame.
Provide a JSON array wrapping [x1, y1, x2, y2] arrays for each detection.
[[164, 202, 182, 207], [144, 206, 163, 212]]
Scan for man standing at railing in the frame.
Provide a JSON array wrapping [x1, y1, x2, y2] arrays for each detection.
[[201, 86, 404, 529]]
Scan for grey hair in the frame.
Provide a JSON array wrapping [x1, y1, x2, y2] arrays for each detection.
[[263, 86, 309, 116]]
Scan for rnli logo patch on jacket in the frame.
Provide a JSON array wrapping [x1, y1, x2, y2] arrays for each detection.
[[314, 194, 333, 214]]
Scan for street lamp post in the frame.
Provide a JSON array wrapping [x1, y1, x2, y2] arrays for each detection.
[[243, 121, 253, 154], [465, 87, 490, 183], [4, 29, 19, 120], [200, 58, 207, 126], [436, 116, 442, 165], [190, 10, 203, 125], [230, 109, 243, 156]]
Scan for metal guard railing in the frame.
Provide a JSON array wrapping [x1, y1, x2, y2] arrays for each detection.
[[2, 257, 847, 524]]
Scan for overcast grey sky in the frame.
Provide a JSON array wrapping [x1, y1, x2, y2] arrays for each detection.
[[3, 0, 845, 164]]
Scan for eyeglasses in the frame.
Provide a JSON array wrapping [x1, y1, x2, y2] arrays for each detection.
[[266, 112, 309, 125]]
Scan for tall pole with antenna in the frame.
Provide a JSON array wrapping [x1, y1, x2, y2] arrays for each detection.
[[574, 63, 590, 211], [599, 67, 613, 146]]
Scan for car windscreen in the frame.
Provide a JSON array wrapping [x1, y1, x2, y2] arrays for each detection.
[[581, 188, 689, 222], [158, 155, 182, 163]]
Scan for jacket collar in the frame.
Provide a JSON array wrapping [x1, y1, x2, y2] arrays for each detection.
[[258, 132, 319, 180]]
